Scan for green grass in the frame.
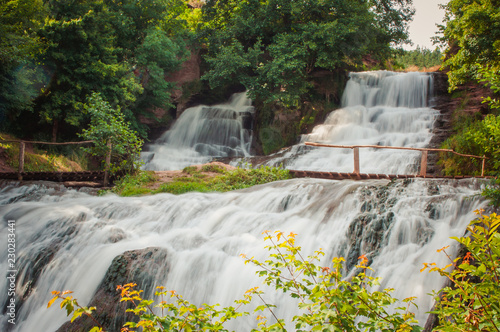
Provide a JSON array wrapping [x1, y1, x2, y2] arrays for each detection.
[[109, 166, 293, 197], [110, 171, 157, 196], [0, 133, 85, 172]]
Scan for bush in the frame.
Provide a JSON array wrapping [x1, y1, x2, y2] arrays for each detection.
[[49, 212, 500, 332], [422, 211, 500, 331], [49, 231, 421, 332]]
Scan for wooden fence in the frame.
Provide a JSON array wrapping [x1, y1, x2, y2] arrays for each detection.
[[0, 139, 113, 185], [305, 142, 488, 177]]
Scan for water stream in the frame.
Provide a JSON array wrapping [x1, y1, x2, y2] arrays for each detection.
[[142, 92, 254, 171], [0, 178, 487, 331], [0, 71, 489, 331], [266, 71, 438, 174]]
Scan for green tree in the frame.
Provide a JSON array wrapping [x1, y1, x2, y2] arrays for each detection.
[[79, 92, 143, 173], [423, 211, 500, 331], [34, 0, 194, 141], [0, 0, 47, 130], [200, 0, 414, 106], [437, 0, 500, 90]]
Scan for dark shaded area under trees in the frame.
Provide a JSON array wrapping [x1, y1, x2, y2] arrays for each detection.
[[1, 0, 499, 184], [1, 0, 414, 155]]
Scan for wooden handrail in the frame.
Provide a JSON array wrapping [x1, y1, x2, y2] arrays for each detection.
[[0, 139, 94, 145], [304, 142, 487, 159], [0, 139, 113, 184], [304, 142, 488, 177]]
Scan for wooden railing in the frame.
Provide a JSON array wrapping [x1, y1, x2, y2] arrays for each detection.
[[0, 139, 113, 185], [305, 142, 488, 177]]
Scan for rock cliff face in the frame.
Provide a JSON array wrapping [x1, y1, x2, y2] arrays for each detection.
[[426, 71, 493, 175], [139, 49, 202, 140], [166, 49, 202, 116], [56, 248, 170, 332], [426, 71, 452, 175]]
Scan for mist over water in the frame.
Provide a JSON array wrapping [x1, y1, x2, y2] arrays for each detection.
[[0, 71, 489, 331]]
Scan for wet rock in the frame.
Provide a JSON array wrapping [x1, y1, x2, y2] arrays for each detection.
[[425, 203, 440, 220], [57, 247, 170, 332]]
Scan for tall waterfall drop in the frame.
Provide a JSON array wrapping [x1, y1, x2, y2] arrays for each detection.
[[142, 92, 254, 171], [0, 71, 489, 332], [268, 71, 437, 174]]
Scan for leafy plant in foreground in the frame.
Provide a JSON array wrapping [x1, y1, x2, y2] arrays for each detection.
[[48, 231, 420, 331], [241, 231, 420, 332], [422, 211, 500, 331]]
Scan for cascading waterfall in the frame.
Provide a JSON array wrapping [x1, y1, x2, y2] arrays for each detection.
[[267, 71, 438, 174], [0, 71, 490, 332], [142, 92, 254, 171], [0, 177, 488, 331]]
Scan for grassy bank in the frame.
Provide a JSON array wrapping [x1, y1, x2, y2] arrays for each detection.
[[0, 133, 86, 172], [109, 164, 292, 197]]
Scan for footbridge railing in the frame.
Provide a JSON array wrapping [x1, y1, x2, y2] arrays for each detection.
[[0, 139, 113, 185], [304, 142, 488, 177]]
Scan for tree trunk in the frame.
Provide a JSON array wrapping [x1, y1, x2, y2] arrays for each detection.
[[52, 119, 59, 143]]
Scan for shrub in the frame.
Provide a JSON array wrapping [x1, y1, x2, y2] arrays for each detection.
[[79, 93, 143, 174], [49, 231, 421, 332], [422, 211, 500, 331]]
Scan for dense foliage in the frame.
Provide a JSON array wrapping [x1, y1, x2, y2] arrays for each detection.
[[200, 0, 414, 106], [50, 231, 422, 331], [423, 211, 500, 331], [394, 47, 443, 69]]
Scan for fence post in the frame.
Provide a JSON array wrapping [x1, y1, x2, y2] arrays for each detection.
[[18, 141, 25, 181], [481, 155, 486, 176], [420, 150, 428, 177], [103, 139, 112, 186], [353, 147, 360, 174]]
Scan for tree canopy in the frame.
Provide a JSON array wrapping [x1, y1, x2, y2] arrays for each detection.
[[1, 0, 196, 140], [1, 0, 415, 145], [200, 0, 414, 106], [437, 0, 500, 90]]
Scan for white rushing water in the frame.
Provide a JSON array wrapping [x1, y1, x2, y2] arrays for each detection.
[[142, 92, 254, 171], [267, 71, 438, 174], [0, 178, 487, 331], [0, 71, 489, 332]]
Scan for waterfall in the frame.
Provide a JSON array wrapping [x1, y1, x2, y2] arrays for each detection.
[[0, 71, 489, 332], [142, 92, 254, 171], [267, 71, 438, 174], [0, 178, 487, 331]]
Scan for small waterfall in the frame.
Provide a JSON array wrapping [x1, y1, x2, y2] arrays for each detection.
[[142, 92, 254, 171], [267, 71, 438, 174]]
